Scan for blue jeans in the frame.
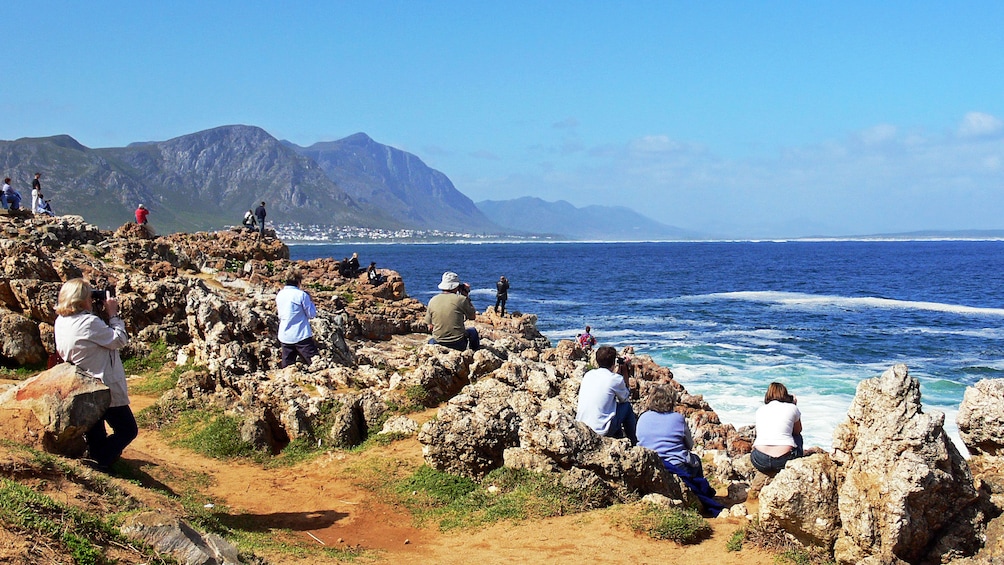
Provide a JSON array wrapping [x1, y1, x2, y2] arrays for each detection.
[[429, 327, 480, 351], [751, 434, 805, 474], [608, 401, 638, 445], [0, 193, 7, 209]]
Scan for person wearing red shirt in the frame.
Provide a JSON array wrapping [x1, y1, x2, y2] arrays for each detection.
[[135, 204, 149, 225]]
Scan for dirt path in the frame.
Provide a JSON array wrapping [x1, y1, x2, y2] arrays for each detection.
[[123, 394, 777, 564]]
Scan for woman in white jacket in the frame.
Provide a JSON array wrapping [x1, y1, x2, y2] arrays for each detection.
[[54, 279, 136, 472]]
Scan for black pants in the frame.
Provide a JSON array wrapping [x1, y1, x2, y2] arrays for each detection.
[[281, 337, 320, 367], [86, 405, 138, 469], [495, 294, 507, 315]]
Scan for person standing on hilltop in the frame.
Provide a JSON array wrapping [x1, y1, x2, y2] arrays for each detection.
[[495, 275, 509, 316], [135, 204, 149, 225], [425, 271, 480, 351], [1, 177, 11, 209], [31, 173, 42, 212], [276, 269, 319, 368], [255, 201, 267, 240]]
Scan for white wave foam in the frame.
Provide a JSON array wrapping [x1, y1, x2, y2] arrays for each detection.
[[695, 291, 1004, 317]]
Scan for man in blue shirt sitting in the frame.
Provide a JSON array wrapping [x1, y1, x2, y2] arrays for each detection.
[[276, 269, 319, 368]]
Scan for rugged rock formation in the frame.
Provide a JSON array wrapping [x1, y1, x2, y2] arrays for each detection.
[[958, 379, 1004, 457], [3, 211, 1004, 562]]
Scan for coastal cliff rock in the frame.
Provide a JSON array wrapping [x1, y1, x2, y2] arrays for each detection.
[[831, 364, 979, 564], [957, 379, 1004, 456], [0, 363, 111, 456], [758, 453, 840, 549]]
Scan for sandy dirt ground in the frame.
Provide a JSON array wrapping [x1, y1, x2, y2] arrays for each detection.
[[117, 393, 778, 564]]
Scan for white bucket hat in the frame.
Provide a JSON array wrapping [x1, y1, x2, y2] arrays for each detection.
[[438, 271, 461, 291]]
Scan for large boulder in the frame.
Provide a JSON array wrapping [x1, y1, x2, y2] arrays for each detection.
[[0, 363, 110, 456], [831, 364, 979, 564], [957, 379, 1004, 456], [758, 453, 840, 549], [0, 308, 48, 365]]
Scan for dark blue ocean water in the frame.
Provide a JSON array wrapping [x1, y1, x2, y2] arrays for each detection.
[[291, 241, 1004, 450]]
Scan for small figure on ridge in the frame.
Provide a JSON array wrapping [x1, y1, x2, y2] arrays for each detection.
[[242, 208, 257, 232], [495, 275, 509, 316], [254, 201, 267, 240], [577, 325, 597, 351], [135, 204, 149, 225]]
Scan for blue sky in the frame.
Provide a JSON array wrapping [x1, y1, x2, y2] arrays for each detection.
[[4, 1, 1004, 237]]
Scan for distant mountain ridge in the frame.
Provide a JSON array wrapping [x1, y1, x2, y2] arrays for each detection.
[[476, 196, 702, 241], [0, 126, 500, 234], [286, 133, 496, 233]]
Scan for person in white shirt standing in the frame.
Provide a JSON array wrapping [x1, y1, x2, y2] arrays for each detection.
[[576, 345, 637, 444], [276, 269, 319, 367]]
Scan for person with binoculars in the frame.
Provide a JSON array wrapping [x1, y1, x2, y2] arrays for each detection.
[[425, 271, 480, 352]]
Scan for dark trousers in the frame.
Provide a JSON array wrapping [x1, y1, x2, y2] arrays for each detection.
[[428, 327, 480, 352], [85, 405, 138, 469], [494, 295, 507, 315], [281, 337, 319, 368], [608, 402, 638, 445]]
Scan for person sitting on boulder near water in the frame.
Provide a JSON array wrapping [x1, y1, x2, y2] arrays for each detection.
[[576, 345, 637, 444], [54, 279, 136, 473], [637, 384, 724, 516], [750, 381, 804, 475], [242, 209, 257, 231], [425, 271, 480, 351]]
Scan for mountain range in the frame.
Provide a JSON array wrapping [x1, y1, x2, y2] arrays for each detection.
[[0, 125, 690, 239]]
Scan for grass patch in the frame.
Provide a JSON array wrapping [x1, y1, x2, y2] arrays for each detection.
[[123, 338, 172, 375], [164, 409, 258, 460], [624, 503, 712, 544], [739, 519, 835, 564], [0, 477, 173, 565], [0, 362, 46, 380], [393, 465, 600, 531], [130, 371, 180, 395], [727, 526, 745, 551]]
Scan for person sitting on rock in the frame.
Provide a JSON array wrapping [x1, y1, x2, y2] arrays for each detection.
[[348, 252, 362, 275], [39, 198, 55, 216], [135, 204, 149, 225], [578, 326, 597, 351], [367, 262, 385, 285], [576, 346, 637, 444], [425, 271, 479, 352], [276, 269, 319, 368], [750, 382, 804, 475], [54, 279, 136, 473], [637, 384, 724, 516], [242, 209, 257, 231]]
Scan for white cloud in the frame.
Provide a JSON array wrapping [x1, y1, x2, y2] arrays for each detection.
[[957, 112, 1003, 138], [858, 124, 898, 145]]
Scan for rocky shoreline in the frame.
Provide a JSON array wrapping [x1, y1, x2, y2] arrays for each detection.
[[1, 212, 1003, 564]]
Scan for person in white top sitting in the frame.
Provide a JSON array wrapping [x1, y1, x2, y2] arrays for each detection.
[[575, 345, 637, 444], [750, 382, 804, 474]]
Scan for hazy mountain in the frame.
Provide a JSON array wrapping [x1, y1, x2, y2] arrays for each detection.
[[0, 126, 499, 234], [476, 197, 702, 241], [286, 133, 500, 233]]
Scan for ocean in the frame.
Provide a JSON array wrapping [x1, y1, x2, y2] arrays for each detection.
[[291, 240, 1004, 453]]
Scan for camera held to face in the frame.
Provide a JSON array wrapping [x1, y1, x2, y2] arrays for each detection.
[[90, 286, 116, 310]]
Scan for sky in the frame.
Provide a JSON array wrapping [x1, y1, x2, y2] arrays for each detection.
[[4, 1, 1004, 237]]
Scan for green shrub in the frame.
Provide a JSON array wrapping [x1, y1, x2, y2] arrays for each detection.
[[393, 465, 600, 530], [626, 503, 712, 544], [726, 527, 745, 551], [123, 339, 172, 375], [170, 410, 258, 460]]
